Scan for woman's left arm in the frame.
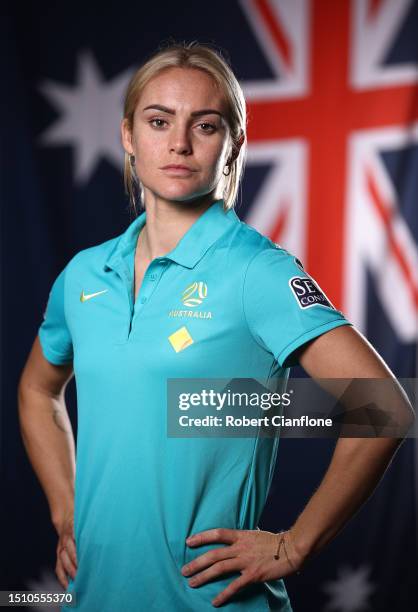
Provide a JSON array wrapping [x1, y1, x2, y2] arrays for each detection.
[[289, 324, 415, 563], [182, 325, 415, 607]]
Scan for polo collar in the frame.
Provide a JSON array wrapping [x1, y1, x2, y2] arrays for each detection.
[[103, 199, 240, 271]]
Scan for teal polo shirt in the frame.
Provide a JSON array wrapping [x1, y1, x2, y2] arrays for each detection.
[[38, 199, 352, 611]]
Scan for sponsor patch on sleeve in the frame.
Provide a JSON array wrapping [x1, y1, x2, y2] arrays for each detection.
[[289, 276, 335, 310]]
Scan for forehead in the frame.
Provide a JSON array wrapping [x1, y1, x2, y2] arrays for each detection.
[[138, 67, 228, 112]]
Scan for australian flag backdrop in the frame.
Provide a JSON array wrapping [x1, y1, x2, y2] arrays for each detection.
[[2, 1, 417, 611]]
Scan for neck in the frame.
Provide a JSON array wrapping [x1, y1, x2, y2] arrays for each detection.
[[137, 191, 221, 262]]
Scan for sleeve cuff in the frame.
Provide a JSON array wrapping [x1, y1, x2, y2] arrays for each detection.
[[277, 319, 353, 368], [38, 332, 73, 366]]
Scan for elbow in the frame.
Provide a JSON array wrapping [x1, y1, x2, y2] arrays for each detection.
[[17, 376, 27, 413], [403, 407, 416, 435]]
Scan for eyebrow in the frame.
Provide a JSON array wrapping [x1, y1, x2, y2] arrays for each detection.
[[142, 104, 224, 118]]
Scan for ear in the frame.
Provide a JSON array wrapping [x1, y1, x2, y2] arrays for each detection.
[[121, 118, 134, 155], [228, 130, 245, 164]]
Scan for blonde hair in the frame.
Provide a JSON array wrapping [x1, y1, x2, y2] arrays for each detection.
[[122, 41, 247, 215]]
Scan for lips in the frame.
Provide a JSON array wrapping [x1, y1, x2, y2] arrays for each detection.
[[160, 165, 196, 177], [161, 165, 195, 171]]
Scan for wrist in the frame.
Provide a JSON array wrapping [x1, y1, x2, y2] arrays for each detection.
[[274, 530, 304, 573], [288, 524, 317, 563], [51, 506, 74, 534]]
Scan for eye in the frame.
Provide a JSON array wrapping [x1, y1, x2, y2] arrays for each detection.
[[149, 118, 167, 128], [198, 122, 217, 133]]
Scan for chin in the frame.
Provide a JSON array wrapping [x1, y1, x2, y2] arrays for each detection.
[[144, 182, 211, 203]]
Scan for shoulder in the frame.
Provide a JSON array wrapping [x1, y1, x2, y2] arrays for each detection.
[[232, 217, 304, 275], [64, 234, 121, 276], [237, 220, 344, 313]]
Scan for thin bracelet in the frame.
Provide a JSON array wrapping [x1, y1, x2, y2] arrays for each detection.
[[273, 530, 300, 574]]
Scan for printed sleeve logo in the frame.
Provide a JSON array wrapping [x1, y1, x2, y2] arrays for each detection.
[[289, 276, 335, 309]]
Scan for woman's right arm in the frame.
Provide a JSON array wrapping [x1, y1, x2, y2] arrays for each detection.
[[18, 335, 75, 532], [17, 335, 77, 586]]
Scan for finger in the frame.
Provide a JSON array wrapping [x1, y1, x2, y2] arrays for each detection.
[[186, 528, 237, 547], [188, 558, 242, 588], [64, 536, 78, 567], [211, 573, 251, 607], [55, 560, 69, 590], [182, 546, 235, 576], [60, 548, 77, 580]]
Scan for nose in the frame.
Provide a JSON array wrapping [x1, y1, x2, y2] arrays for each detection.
[[168, 123, 192, 156]]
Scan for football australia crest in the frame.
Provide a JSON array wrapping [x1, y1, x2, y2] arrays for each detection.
[[182, 281, 208, 307], [168, 281, 212, 319]]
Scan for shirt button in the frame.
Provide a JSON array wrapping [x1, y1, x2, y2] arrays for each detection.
[[149, 273, 157, 281], [160, 260, 167, 266], [140, 297, 147, 304]]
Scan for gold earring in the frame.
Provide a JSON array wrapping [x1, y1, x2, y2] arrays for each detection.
[[130, 154, 136, 166]]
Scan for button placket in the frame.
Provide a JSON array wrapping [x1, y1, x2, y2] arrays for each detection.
[[129, 259, 168, 332], [108, 258, 136, 343]]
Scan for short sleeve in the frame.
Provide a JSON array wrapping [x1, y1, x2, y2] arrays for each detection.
[[243, 247, 353, 368], [38, 264, 73, 365]]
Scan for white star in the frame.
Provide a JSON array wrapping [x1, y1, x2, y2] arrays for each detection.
[[322, 564, 376, 612], [38, 49, 134, 185]]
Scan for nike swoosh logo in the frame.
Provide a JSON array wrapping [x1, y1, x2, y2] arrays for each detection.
[[80, 289, 108, 302]]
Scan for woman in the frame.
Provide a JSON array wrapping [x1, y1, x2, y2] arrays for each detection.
[[18, 42, 413, 611]]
